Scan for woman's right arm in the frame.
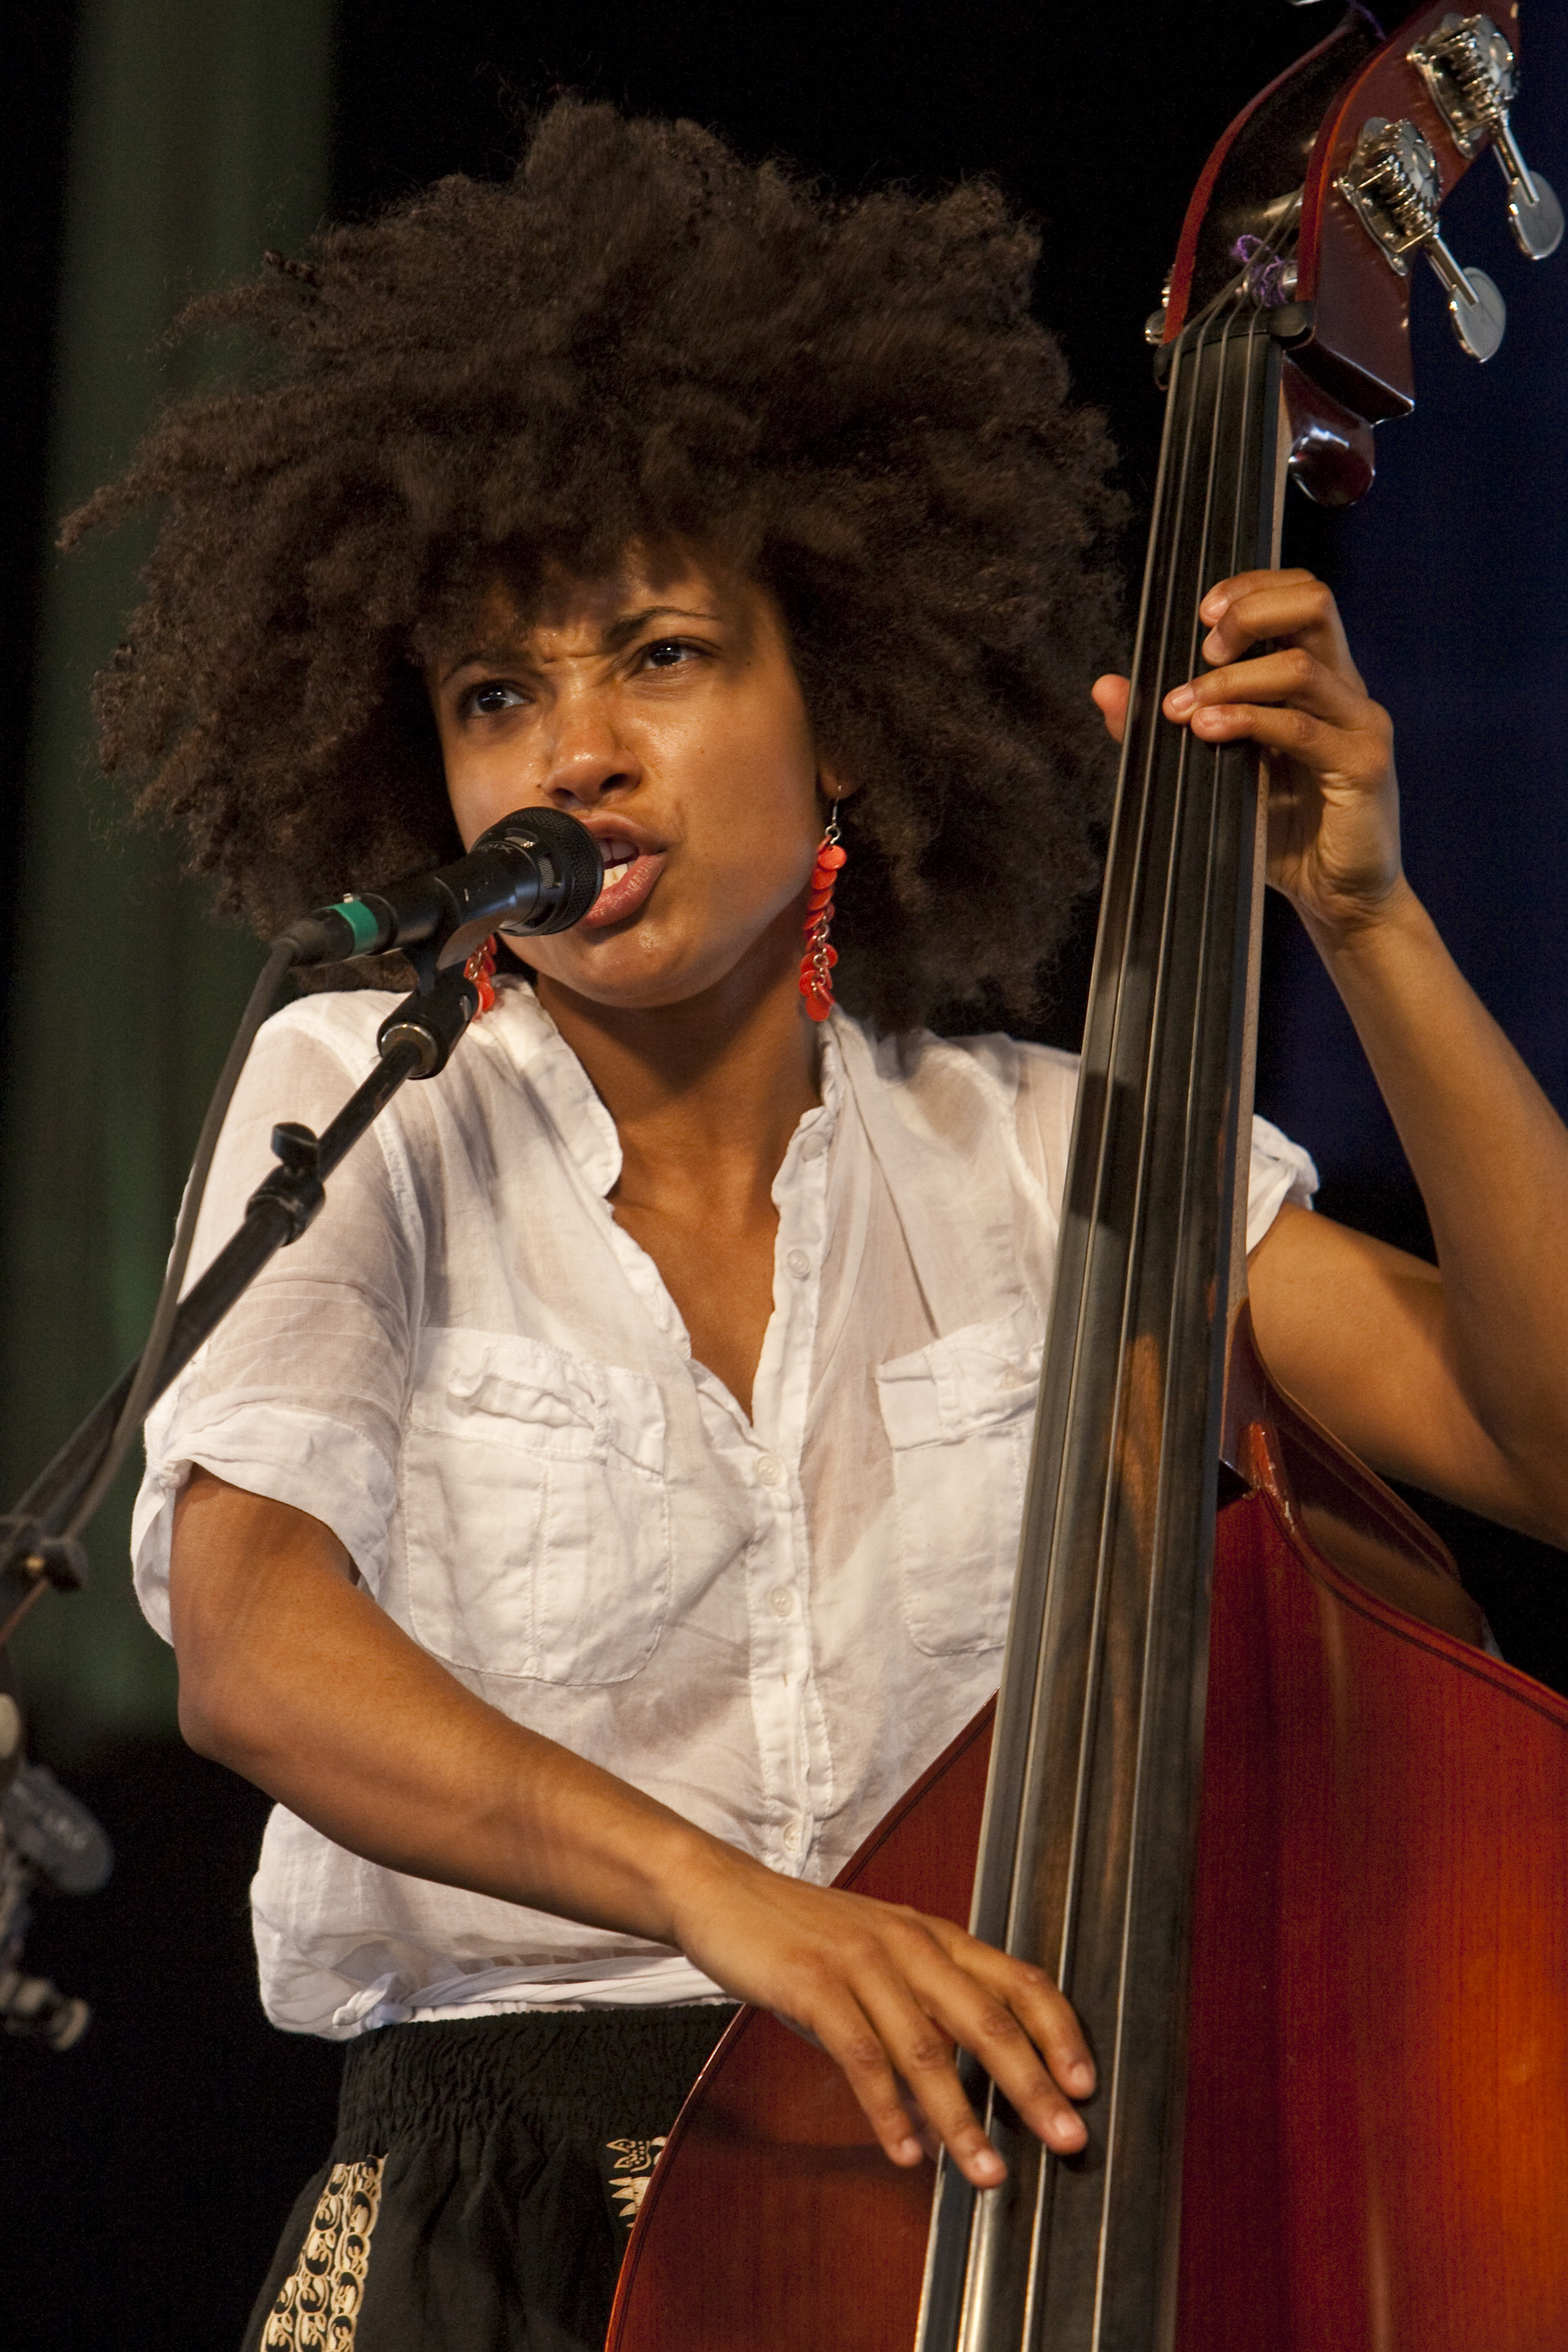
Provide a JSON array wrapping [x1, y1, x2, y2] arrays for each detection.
[[172, 1465, 1095, 2184]]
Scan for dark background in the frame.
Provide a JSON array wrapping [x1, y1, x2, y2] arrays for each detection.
[[2, 5, 1565, 2344]]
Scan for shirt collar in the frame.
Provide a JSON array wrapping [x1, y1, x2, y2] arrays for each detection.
[[480, 978, 624, 1197], [476, 979, 849, 1204]]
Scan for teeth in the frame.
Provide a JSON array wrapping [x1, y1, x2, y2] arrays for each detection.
[[602, 858, 633, 885]]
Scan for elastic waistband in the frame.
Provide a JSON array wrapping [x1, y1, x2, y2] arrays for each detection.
[[335, 2006, 737, 2152]]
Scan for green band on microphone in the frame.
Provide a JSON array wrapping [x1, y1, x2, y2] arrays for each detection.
[[335, 897, 383, 952]]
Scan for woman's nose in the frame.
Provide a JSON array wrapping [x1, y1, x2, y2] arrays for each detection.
[[541, 699, 639, 810]]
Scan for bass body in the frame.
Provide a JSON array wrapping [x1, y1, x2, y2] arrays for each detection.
[[609, 1320, 1568, 2351]]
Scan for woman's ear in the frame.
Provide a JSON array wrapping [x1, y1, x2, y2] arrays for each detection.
[[818, 764, 858, 810]]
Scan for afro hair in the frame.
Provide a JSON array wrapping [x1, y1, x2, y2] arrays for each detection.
[[66, 99, 1126, 1031]]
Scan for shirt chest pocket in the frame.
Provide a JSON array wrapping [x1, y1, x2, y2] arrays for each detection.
[[401, 1330, 671, 1685], [874, 1308, 1042, 1658]]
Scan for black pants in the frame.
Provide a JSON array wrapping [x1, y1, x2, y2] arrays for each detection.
[[243, 2007, 735, 2352]]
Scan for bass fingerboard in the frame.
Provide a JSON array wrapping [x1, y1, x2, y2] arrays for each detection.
[[918, 298, 1288, 2352]]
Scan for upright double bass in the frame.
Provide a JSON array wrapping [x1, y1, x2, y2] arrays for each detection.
[[609, 11, 1568, 2346]]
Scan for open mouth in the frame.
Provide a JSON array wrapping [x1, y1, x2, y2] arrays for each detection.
[[598, 840, 638, 888], [577, 830, 667, 928]]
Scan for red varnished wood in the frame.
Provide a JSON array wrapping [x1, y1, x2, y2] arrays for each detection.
[[1281, 358, 1376, 508], [606, 1707, 993, 2352], [611, 1319, 1568, 2350], [1179, 1482, 1568, 2350]]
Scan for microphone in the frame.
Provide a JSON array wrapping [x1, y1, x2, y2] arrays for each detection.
[[279, 807, 603, 969], [2, 1762, 113, 1897]]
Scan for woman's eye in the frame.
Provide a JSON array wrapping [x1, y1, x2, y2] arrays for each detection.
[[642, 638, 694, 671], [465, 680, 527, 717]]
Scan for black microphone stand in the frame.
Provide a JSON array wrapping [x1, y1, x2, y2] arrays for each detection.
[[0, 955, 478, 1646], [0, 802, 599, 2047], [0, 958, 476, 2043]]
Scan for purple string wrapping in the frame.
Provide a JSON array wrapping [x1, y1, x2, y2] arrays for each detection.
[[1231, 234, 1293, 306]]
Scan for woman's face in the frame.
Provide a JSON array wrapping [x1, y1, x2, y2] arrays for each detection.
[[424, 550, 844, 1013]]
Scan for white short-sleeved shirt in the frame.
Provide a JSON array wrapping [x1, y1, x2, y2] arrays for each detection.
[[132, 979, 1316, 2039]]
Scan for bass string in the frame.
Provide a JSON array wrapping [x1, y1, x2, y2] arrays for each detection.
[[949, 315, 1233, 2352], [943, 286, 1274, 2352], [1011, 299, 1223, 1991], [972, 329, 1231, 2344], [1030, 289, 1248, 1986], [937, 185, 1302, 2352], [1085, 295, 1265, 2331], [1103, 298, 1273, 2300]]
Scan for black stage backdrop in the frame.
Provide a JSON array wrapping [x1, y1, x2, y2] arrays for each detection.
[[2, 7, 1564, 2345]]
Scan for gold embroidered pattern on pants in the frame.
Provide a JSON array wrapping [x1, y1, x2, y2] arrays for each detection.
[[605, 2135, 668, 2235], [263, 2157, 385, 2350]]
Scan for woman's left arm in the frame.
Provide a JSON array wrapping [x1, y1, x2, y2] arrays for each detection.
[[1094, 569, 1568, 1549]]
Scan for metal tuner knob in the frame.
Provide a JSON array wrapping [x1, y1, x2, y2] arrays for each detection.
[[1338, 116, 1506, 362], [1410, 13, 1563, 262]]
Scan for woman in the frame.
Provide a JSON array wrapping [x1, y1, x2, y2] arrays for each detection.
[[76, 102, 1568, 2352]]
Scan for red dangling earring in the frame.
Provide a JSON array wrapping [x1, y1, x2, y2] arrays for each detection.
[[463, 935, 499, 1015], [799, 805, 847, 1023]]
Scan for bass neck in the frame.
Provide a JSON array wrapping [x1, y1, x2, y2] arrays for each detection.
[[917, 301, 1294, 2352]]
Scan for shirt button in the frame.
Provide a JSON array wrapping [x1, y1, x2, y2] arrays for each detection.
[[800, 1133, 828, 1162], [769, 1586, 795, 1617], [756, 1455, 784, 1487], [782, 1823, 801, 1851], [785, 1248, 811, 1279]]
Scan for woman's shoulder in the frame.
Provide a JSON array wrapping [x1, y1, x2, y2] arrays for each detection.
[[846, 1018, 1078, 1122], [255, 984, 405, 1068], [835, 1017, 1080, 1202]]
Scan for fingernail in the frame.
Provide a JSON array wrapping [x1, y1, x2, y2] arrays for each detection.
[[1165, 684, 1195, 714], [972, 2148, 1006, 2184], [1067, 2060, 1096, 2092], [894, 2135, 923, 2164], [1200, 590, 1228, 620]]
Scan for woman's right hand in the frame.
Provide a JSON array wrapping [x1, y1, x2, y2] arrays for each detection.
[[665, 1838, 1095, 2187]]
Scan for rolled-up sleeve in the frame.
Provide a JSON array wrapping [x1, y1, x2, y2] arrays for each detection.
[[1244, 1113, 1318, 1255], [132, 1000, 420, 1641]]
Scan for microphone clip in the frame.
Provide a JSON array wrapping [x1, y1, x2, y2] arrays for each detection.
[[375, 955, 481, 1079]]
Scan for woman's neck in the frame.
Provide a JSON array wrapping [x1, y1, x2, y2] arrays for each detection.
[[534, 942, 820, 1223], [534, 941, 822, 1417]]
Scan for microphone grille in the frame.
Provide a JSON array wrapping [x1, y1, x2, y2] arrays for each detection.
[[479, 808, 603, 933]]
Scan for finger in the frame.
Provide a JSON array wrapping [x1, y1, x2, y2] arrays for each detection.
[[1091, 672, 1130, 746], [1164, 646, 1370, 731], [864, 1971, 1089, 2179], [1197, 574, 1357, 679], [923, 1925, 1097, 2116], [855, 1971, 1017, 2184], [1161, 696, 1373, 770], [800, 1978, 952, 2174], [812, 1929, 1086, 2186], [876, 1930, 1093, 2162], [1198, 566, 1318, 618]]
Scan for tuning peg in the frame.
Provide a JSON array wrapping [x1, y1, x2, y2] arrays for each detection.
[[1410, 13, 1563, 260], [1492, 123, 1564, 260], [1422, 234, 1508, 360], [1338, 115, 1506, 361]]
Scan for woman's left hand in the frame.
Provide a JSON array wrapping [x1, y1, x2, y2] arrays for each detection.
[[1090, 567, 1405, 945]]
